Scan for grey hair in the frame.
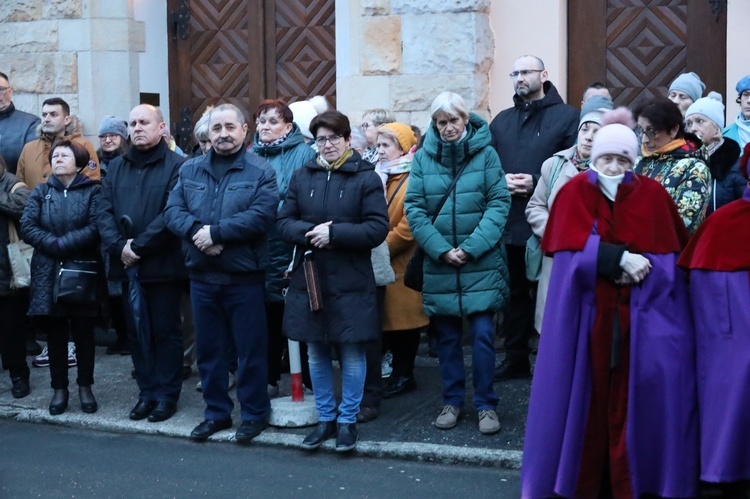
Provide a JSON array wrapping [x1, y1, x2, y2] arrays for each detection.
[[362, 108, 396, 126], [349, 126, 368, 152], [209, 103, 246, 126], [193, 106, 213, 141], [429, 92, 470, 121]]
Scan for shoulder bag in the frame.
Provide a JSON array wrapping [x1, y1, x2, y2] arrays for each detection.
[[7, 221, 33, 289], [53, 259, 99, 305], [525, 156, 566, 281]]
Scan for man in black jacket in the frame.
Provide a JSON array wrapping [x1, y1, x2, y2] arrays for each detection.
[[489, 55, 579, 381], [164, 104, 279, 444], [98, 104, 186, 422], [0, 71, 40, 174]]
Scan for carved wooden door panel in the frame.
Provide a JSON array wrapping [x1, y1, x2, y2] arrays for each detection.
[[568, 1, 726, 107], [167, 0, 336, 152]]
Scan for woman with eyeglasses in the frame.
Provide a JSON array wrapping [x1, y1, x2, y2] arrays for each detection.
[[277, 111, 389, 452], [359, 108, 395, 164], [633, 97, 711, 234], [249, 99, 315, 398], [684, 93, 745, 216]]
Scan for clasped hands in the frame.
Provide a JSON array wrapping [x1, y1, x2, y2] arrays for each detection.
[[306, 221, 332, 249], [506, 173, 534, 196], [441, 248, 469, 267], [615, 251, 652, 285], [193, 225, 224, 256]]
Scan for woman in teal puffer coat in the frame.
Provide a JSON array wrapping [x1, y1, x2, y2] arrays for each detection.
[[249, 99, 315, 396], [404, 92, 510, 435]]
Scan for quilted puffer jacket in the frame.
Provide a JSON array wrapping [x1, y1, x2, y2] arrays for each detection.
[[20, 174, 101, 317]]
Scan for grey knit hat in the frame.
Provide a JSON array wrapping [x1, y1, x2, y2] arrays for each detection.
[[98, 115, 128, 140], [579, 95, 614, 129], [669, 72, 705, 103]]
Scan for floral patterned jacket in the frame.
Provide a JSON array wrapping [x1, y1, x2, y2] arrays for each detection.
[[634, 135, 711, 234]]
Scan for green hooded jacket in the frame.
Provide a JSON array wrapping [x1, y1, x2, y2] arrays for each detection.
[[404, 113, 510, 316]]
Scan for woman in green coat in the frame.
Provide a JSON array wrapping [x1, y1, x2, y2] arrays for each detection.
[[404, 92, 510, 435]]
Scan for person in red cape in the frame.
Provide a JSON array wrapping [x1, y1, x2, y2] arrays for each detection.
[[521, 108, 699, 499], [677, 143, 750, 496]]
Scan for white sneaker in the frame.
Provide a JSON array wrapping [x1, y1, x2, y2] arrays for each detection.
[[381, 351, 393, 379], [32, 346, 50, 368], [67, 342, 77, 368]]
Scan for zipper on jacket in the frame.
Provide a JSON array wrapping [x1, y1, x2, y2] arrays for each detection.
[[321, 169, 332, 212]]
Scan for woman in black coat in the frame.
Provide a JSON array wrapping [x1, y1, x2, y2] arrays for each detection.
[[277, 111, 389, 452], [20, 140, 101, 415]]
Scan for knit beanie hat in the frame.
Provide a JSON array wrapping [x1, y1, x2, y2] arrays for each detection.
[[591, 108, 639, 166], [669, 72, 705, 103], [685, 92, 725, 128], [736, 75, 750, 96], [98, 115, 128, 140], [579, 95, 614, 129], [289, 101, 318, 140], [379, 122, 417, 154]]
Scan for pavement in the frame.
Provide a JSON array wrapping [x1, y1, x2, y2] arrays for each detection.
[[0, 332, 531, 469]]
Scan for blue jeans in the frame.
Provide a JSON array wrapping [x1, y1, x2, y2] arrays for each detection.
[[433, 312, 499, 411], [307, 342, 366, 424], [191, 280, 269, 423]]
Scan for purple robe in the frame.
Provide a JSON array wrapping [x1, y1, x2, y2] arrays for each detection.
[[521, 235, 699, 498], [689, 270, 750, 482]]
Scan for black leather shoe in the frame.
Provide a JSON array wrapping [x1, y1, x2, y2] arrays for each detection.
[[148, 400, 177, 422], [49, 388, 69, 416], [383, 375, 417, 399], [335, 423, 357, 452], [356, 405, 379, 423], [79, 385, 98, 414], [11, 377, 30, 399], [190, 419, 232, 442], [493, 361, 532, 382], [129, 400, 156, 420], [235, 420, 267, 444], [300, 421, 337, 450]]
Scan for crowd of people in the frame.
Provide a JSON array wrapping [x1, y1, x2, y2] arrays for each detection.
[[1, 58, 749, 496]]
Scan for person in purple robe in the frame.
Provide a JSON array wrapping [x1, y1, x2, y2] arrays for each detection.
[[520, 108, 699, 498], [677, 152, 750, 497]]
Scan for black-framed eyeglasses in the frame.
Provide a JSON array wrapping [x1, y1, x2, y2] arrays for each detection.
[[360, 122, 376, 130], [634, 127, 659, 140], [98, 134, 120, 142], [315, 135, 343, 147], [509, 69, 544, 79]]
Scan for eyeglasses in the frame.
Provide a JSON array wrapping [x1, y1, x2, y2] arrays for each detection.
[[509, 69, 544, 79], [360, 122, 375, 130], [634, 127, 659, 140], [99, 134, 120, 142], [0, 86, 10, 93], [315, 135, 343, 147]]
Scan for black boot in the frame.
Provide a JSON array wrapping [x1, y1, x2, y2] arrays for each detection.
[[335, 422, 358, 452], [300, 421, 337, 450], [79, 385, 98, 413], [11, 377, 31, 399], [49, 388, 69, 415]]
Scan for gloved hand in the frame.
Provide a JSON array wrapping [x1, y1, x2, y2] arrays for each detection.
[[619, 251, 652, 283]]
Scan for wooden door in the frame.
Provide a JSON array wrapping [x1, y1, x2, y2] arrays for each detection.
[[167, 0, 336, 152], [568, 1, 727, 107]]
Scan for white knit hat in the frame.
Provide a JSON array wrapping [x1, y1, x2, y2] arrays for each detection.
[[685, 91, 725, 129]]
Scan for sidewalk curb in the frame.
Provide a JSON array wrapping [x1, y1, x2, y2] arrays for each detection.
[[0, 406, 523, 469]]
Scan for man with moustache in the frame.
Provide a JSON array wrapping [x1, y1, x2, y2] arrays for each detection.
[[489, 55, 579, 381], [98, 104, 186, 423], [164, 104, 278, 444]]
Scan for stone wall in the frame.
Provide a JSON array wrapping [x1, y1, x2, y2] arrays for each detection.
[[338, 0, 494, 132], [0, 0, 144, 142]]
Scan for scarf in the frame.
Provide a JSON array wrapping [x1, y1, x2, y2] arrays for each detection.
[[258, 131, 290, 147], [641, 138, 686, 157], [569, 149, 591, 171], [735, 113, 750, 147], [377, 152, 413, 176], [590, 165, 625, 202], [316, 148, 353, 171]]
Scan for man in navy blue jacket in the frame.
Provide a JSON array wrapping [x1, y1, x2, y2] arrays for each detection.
[[165, 103, 279, 444], [489, 55, 579, 381]]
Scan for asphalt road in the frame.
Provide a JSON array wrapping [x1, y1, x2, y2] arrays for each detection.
[[0, 419, 521, 498]]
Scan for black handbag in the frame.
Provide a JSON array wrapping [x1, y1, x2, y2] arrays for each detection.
[[403, 160, 470, 292], [53, 259, 99, 305]]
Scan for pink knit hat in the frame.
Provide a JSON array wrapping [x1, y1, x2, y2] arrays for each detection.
[[591, 108, 639, 166]]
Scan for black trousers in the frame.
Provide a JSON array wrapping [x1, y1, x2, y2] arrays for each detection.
[[0, 292, 30, 380], [125, 281, 183, 403], [361, 286, 385, 409], [266, 301, 310, 388], [383, 328, 422, 378], [502, 244, 535, 367], [37, 315, 95, 389]]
